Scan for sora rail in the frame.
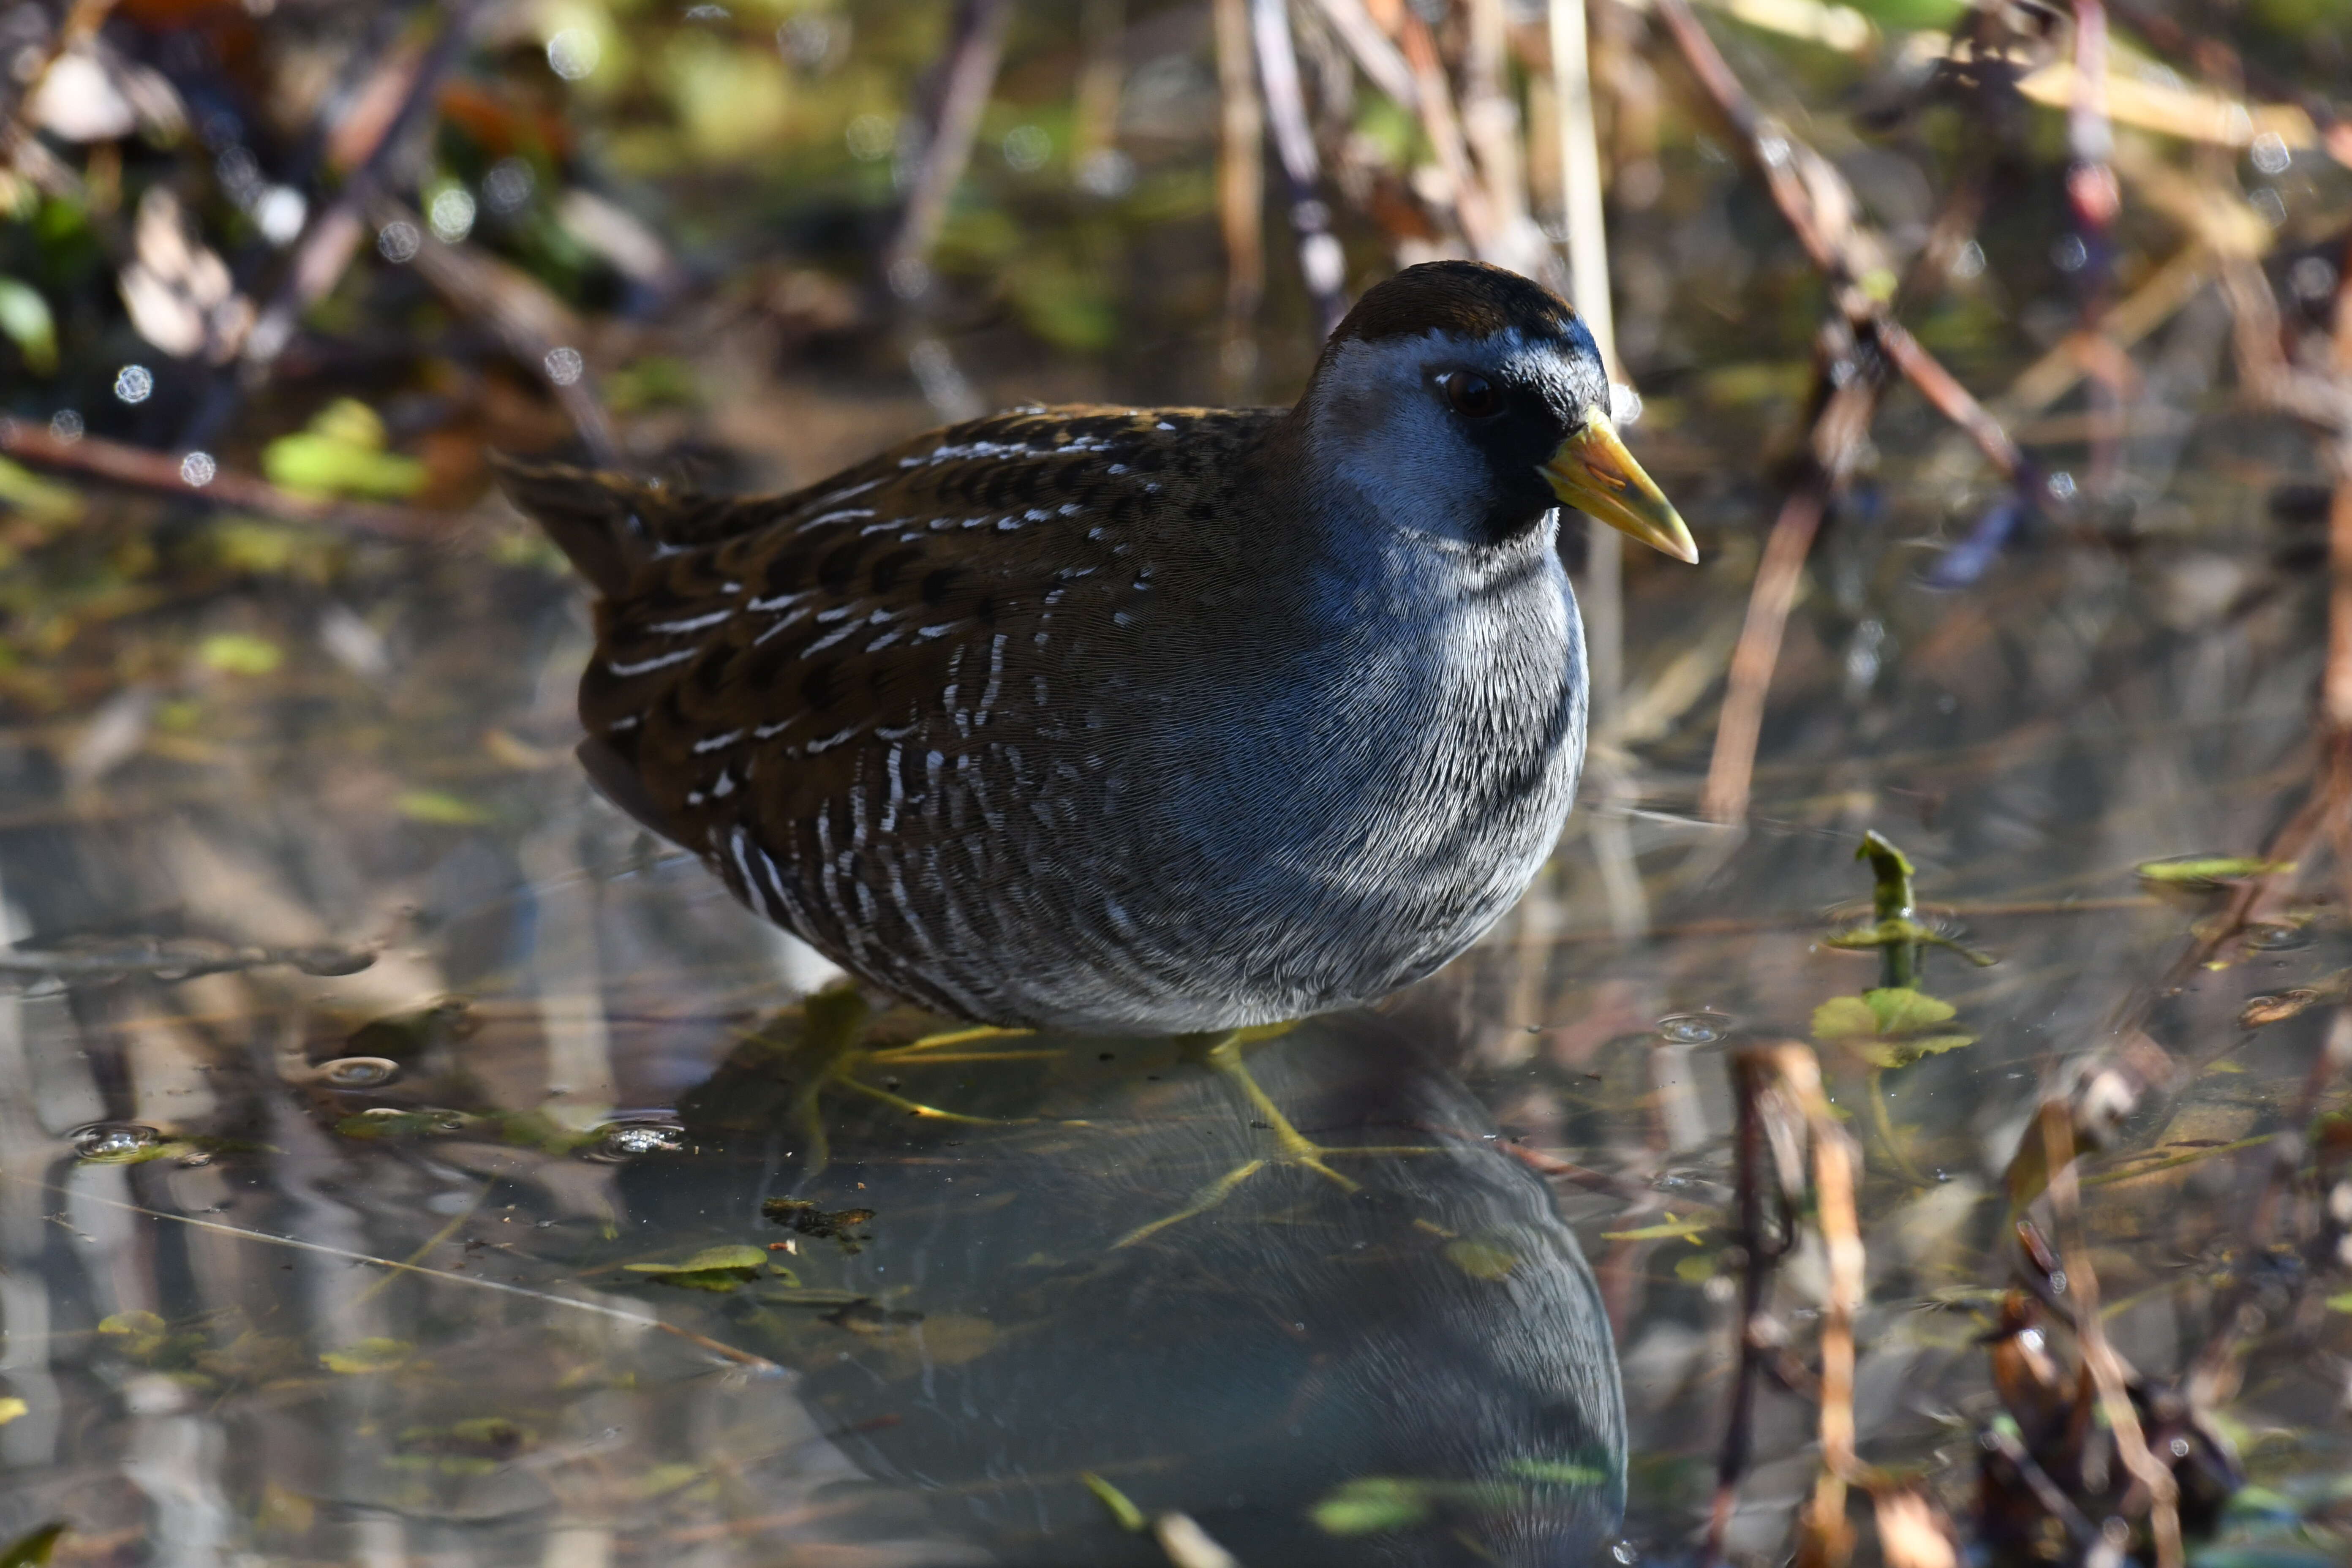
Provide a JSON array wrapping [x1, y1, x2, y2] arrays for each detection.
[[499, 261, 1694, 1034]]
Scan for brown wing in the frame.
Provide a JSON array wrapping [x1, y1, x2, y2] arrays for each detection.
[[541, 405, 1277, 1004]]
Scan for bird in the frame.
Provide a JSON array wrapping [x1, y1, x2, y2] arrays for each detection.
[[498, 260, 1692, 1193]]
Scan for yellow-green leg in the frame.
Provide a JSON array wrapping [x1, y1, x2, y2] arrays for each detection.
[[1114, 1026, 1435, 1248]]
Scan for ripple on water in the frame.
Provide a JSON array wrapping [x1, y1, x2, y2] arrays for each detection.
[[71, 1122, 161, 1161], [584, 1114, 686, 1162], [317, 1056, 401, 1088], [1653, 1012, 1736, 1045]]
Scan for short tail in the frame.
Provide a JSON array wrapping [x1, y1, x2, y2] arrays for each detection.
[[489, 453, 659, 597]]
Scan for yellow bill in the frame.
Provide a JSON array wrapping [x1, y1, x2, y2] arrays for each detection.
[[1541, 412, 1698, 564]]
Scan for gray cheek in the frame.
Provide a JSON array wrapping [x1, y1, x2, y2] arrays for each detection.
[[1331, 401, 1493, 532]]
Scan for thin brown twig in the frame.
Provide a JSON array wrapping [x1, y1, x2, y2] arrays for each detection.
[[0, 419, 455, 540]]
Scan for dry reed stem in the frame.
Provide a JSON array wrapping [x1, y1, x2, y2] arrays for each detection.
[[1701, 478, 1827, 824], [1251, 0, 1348, 332], [1213, 0, 1267, 397], [2036, 1100, 2184, 1568], [1772, 1045, 1863, 1568]]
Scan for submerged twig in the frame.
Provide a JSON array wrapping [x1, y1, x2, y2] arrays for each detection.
[[2035, 1101, 2183, 1568]]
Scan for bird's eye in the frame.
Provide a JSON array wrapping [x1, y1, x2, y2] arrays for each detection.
[[1443, 372, 1501, 419]]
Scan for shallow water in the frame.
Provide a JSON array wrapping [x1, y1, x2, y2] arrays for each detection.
[[7, 3, 2352, 1555], [3, 383, 2348, 1564]]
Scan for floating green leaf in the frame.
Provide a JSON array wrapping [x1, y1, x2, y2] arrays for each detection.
[[624, 1244, 767, 1291], [1813, 988, 1976, 1067], [1082, 1471, 1149, 1533], [2134, 856, 2293, 889], [321, 1337, 414, 1374], [395, 790, 495, 826], [1312, 1477, 1432, 1535], [1598, 1211, 1714, 1242], [1441, 1237, 1519, 1281]]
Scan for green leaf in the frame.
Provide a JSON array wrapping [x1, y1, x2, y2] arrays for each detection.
[[395, 790, 494, 826], [624, 1244, 767, 1274], [2135, 856, 2293, 887], [0, 1397, 25, 1426], [0, 1524, 65, 1568], [1440, 1237, 1519, 1281], [2326, 1290, 2352, 1313], [1505, 1458, 1608, 1486], [1081, 1471, 1149, 1533], [197, 632, 283, 675], [0, 277, 57, 375], [321, 1337, 414, 1374], [1810, 995, 1881, 1040], [1599, 1212, 1714, 1242], [1312, 1477, 1431, 1536], [1864, 988, 1956, 1034], [1854, 1034, 1978, 1069], [1816, 989, 1976, 1066], [624, 1244, 768, 1291]]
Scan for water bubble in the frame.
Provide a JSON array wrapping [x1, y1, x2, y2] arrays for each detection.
[[1075, 147, 1133, 197], [779, 13, 843, 71], [49, 408, 82, 441], [114, 365, 154, 404], [1002, 123, 1051, 173], [1655, 1012, 1735, 1045], [73, 1122, 161, 1161], [1951, 239, 1985, 280], [355, 1105, 408, 1121], [2051, 234, 2088, 272], [2249, 187, 2287, 228], [483, 158, 536, 215], [376, 221, 420, 264], [318, 1056, 400, 1089], [179, 451, 215, 487], [433, 1113, 468, 1132], [254, 185, 305, 245], [2046, 470, 2077, 502], [544, 346, 584, 387], [427, 186, 476, 244], [1612, 1544, 1639, 1566], [2249, 131, 2292, 175], [2244, 921, 2313, 952], [846, 112, 896, 162], [177, 1151, 214, 1168], [584, 1115, 685, 1162], [546, 27, 601, 81], [2291, 255, 2338, 302]]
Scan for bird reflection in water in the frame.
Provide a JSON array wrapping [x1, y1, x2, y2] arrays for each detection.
[[621, 999, 1625, 1568]]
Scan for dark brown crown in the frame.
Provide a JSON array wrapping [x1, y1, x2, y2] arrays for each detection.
[[1327, 260, 1580, 347]]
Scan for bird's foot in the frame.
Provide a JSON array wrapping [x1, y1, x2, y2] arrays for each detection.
[[1112, 1026, 1437, 1248]]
